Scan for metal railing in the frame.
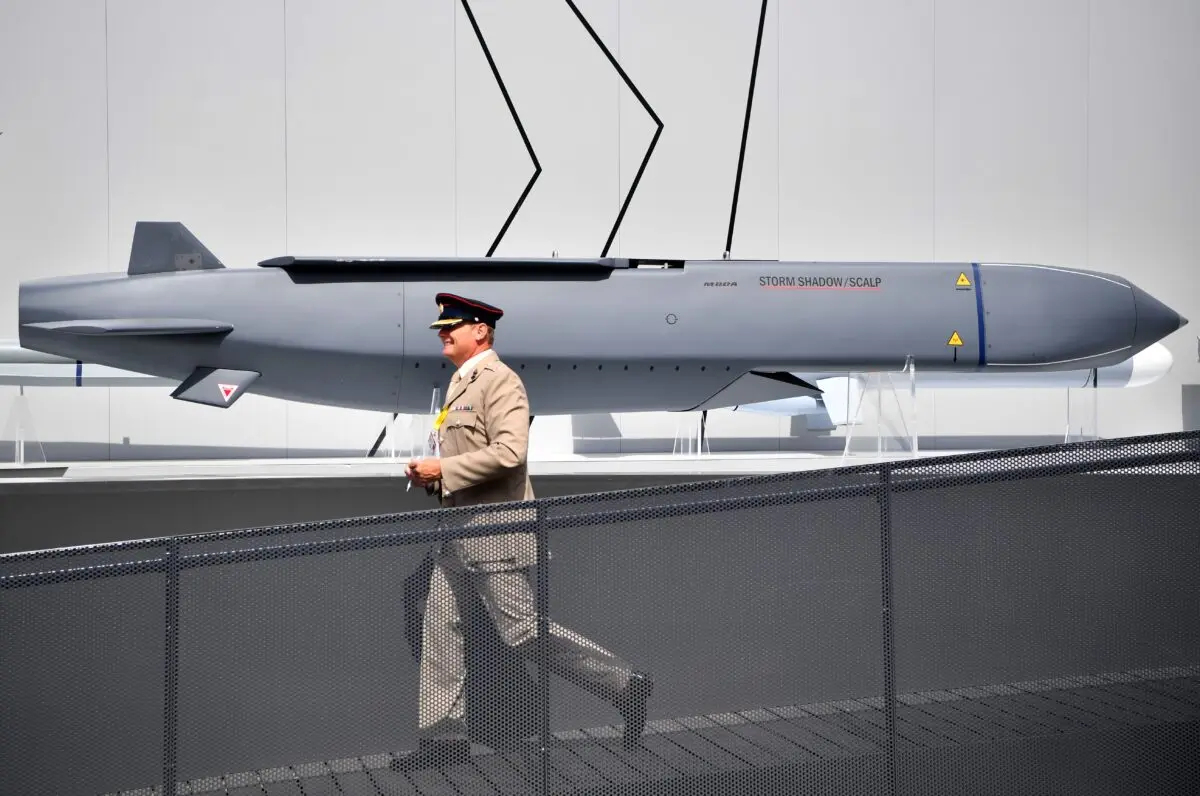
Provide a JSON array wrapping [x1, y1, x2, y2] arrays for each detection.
[[2, 430, 1199, 796]]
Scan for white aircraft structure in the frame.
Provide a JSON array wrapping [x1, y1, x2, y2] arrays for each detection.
[[731, 342, 1173, 428]]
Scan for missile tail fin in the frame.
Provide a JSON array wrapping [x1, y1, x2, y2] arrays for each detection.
[[128, 221, 225, 275], [171, 367, 259, 408]]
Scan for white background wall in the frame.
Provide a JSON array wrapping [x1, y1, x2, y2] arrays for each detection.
[[1, 0, 1197, 460]]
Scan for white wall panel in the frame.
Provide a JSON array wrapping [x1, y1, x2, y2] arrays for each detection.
[[678, 407, 794, 450], [933, 0, 1089, 266], [454, 0, 619, 258], [2, 385, 114, 461], [529, 413, 576, 456], [727, 0, 780, 263], [0, 1, 111, 449], [605, 0, 778, 442], [0, 1, 109, 292], [1088, 0, 1200, 437], [105, 0, 287, 270], [276, 402, 397, 456], [612, 0, 777, 260], [283, 0, 455, 453], [3, 1, 1198, 459], [778, 0, 935, 261], [925, 0, 1090, 439], [105, 390, 285, 458], [284, 0, 455, 257], [104, 0, 288, 454]]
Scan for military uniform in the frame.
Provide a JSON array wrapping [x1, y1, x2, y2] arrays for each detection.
[[394, 293, 653, 772]]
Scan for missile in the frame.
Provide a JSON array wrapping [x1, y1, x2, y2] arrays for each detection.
[[15, 222, 1189, 417]]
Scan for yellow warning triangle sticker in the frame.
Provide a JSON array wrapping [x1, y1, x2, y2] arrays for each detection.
[[947, 331, 964, 346], [956, 272, 971, 287]]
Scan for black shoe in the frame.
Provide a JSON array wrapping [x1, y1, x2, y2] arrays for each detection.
[[614, 671, 653, 748], [390, 738, 470, 772]]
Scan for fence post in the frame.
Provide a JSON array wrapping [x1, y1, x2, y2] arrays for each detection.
[[162, 536, 181, 796], [878, 464, 897, 796], [535, 505, 550, 796]]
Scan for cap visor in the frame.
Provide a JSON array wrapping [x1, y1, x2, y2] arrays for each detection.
[[429, 318, 465, 329]]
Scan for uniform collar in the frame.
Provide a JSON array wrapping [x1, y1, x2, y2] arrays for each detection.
[[453, 348, 496, 383]]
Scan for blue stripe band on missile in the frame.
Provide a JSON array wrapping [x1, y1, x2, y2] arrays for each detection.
[[972, 262, 986, 367], [75, 361, 82, 386]]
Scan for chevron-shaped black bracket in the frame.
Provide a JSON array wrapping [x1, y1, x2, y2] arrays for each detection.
[[370, 3, 655, 457], [370, 1, 540, 457], [461, 0, 542, 257], [726, 0, 769, 257], [564, 0, 663, 258]]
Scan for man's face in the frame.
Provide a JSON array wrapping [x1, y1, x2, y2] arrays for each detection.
[[438, 321, 482, 362]]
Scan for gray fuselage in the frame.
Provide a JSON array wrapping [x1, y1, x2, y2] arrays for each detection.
[[17, 258, 1184, 415]]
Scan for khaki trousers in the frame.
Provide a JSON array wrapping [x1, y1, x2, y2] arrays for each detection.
[[417, 541, 632, 739]]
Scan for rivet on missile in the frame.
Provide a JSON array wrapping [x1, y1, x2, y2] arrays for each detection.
[[955, 272, 972, 289], [947, 331, 964, 347]]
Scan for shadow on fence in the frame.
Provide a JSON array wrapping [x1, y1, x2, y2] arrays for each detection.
[[3, 431, 1200, 796]]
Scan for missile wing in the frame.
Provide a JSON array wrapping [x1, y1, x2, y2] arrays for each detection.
[[22, 318, 233, 336]]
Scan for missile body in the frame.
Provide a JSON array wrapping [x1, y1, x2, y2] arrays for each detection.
[[17, 244, 1188, 415]]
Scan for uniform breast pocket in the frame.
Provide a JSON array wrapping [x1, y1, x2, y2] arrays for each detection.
[[447, 410, 478, 429], [446, 410, 486, 445]]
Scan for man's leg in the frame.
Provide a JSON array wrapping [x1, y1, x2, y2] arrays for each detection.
[[473, 566, 654, 745], [416, 553, 472, 738], [392, 550, 472, 771]]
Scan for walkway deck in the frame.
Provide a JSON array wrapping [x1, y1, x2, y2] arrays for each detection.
[[109, 664, 1200, 796]]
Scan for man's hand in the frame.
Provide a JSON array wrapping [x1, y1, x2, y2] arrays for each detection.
[[406, 457, 443, 487]]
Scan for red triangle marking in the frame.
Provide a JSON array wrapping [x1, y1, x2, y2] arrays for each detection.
[[218, 383, 238, 402]]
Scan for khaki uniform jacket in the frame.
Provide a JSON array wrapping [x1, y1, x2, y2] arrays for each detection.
[[435, 352, 537, 571]]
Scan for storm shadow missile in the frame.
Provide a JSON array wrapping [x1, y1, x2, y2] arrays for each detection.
[[15, 222, 1190, 417]]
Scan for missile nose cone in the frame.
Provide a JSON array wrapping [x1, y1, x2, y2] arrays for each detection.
[[1131, 285, 1188, 352]]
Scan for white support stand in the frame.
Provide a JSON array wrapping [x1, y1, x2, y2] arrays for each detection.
[[1, 386, 48, 466], [380, 385, 444, 465], [672, 411, 710, 456], [385, 412, 419, 460], [423, 385, 442, 459], [388, 413, 397, 460], [840, 357, 919, 463], [1064, 368, 1099, 443], [399, 386, 443, 491]]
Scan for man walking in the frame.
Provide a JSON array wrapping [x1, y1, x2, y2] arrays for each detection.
[[394, 292, 652, 772]]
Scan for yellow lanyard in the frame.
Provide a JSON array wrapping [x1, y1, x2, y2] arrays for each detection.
[[436, 361, 480, 430]]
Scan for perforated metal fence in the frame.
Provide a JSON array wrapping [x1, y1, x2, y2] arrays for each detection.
[[3, 431, 1200, 796]]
